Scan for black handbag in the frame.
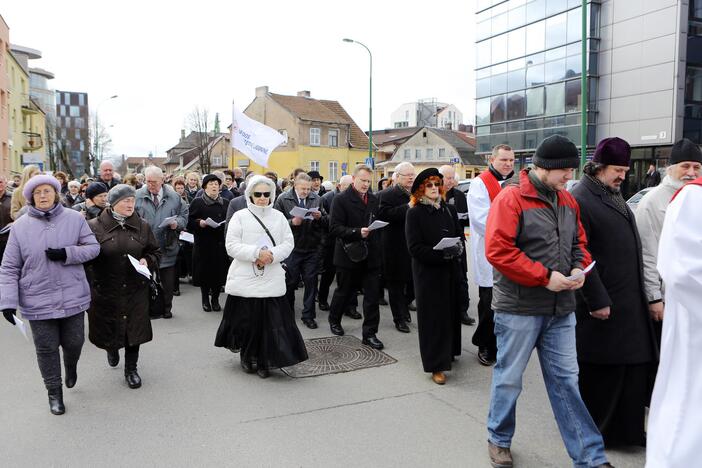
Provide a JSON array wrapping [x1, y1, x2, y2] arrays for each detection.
[[342, 240, 368, 263], [148, 268, 165, 318]]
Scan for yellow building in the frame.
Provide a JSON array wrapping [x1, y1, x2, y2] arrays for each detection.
[[6, 49, 45, 175], [231, 86, 371, 182]]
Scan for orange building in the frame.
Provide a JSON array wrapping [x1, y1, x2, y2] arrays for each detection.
[[0, 16, 9, 175]]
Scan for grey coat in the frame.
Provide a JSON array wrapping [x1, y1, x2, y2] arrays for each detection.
[[135, 184, 188, 268]]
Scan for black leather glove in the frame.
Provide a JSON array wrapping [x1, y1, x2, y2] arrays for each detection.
[[45, 248, 67, 262], [3, 309, 16, 325], [443, 243, 463, 259]]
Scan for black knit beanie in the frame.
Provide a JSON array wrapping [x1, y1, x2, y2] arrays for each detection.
[[670, 138, 702, 165], [533, 135, 580, 169]]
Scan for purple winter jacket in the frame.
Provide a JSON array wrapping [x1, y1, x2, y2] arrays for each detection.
[[0, 203, 100, 320]]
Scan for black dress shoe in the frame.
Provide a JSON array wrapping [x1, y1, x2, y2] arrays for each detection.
[[172, 290, 181, 296], [329, 322, 345, 336], [257, 368, 270, 379], [461, 312, 476, 326], [241, 359, 254, 374], [345, 308, 362, 320], [211, 298, 222, 312], [65, 365, 77, 388], [302, 318, 318, 329], [362, 336, 384, 350], [408, 302, 417, 311], [149, 314, 163, 320], [125, 370, 142, 389], [48, 388, 65, 415], [379, 297, 388, 306], [405, 314, 412, 323], [318, 301, 330, 311], [107, 350, 119, 367], [478, 347, 496, 366], [202, 302, 212, 312], [162, 311, 173, 319], [395, 321, 410, 333]]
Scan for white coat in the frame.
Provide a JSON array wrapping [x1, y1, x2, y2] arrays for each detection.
[[467, 176, 507, 287], [224, 176, 294, 298], [646, 182, 702, 468], [634, 175, 680, 302]]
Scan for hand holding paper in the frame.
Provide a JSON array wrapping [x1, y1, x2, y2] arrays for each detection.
[[368, 220, 389, 231], [565, 261, 596, 281], [14, 315, 29, 341], [432, 237, 461, 250], [205, 217, 226, 228], [158, 215, 178, 229], [128, 254, 152, 279], [179, 231, 194, 243]]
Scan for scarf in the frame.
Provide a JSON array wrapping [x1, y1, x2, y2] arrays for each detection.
[[489, 164, 514, 181], [420, 196, 441, 210], [585, 174, 630, 219], [28, 202, 63, 221], [202, 192, 223, 206], [111, 209, 128, 226]]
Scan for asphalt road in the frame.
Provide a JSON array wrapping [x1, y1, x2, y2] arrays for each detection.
[[0, 249, 646, 467]]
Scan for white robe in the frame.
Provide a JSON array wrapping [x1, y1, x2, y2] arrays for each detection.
[[646, 183, 702, 468]]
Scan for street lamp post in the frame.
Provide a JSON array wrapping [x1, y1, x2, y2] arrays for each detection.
[[93, 94, 118, 175], [343, 38, 373, 168]]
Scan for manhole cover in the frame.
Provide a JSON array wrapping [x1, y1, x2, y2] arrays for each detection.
[[282, 335, 397, 378]]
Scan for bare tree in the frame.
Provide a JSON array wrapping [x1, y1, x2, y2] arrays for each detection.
[[187, 106, 213, 174], [45, 114, 76, 180], [90, 112, 113, 176]]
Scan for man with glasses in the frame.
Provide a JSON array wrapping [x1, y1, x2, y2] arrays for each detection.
[[135, 166, 188, 319], [328, 165, 384, 349], [440, 165, 476, 328], [274, 173, 326, 329], [377, 162, 415, 333]]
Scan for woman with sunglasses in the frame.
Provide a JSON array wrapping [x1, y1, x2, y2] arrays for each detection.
[[187, 174, 230, 311], [405, 168, 464, 385], [215, 175, 307, 378]]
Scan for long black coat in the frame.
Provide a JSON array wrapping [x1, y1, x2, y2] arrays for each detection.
[[405, 201, 462, 372], [572, 176, 657, 365], [87, 209, 161, 350], [377, 185, 411, 282], [188, 196, 230, 288], [329, 187, 381, 270]]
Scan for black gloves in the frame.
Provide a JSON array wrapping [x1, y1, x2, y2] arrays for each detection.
[[45, 248, 67, 262], [2, 309, 16, 325], [443, 242, 464, 260]]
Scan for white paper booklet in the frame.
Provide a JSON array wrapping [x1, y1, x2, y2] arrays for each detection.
[[128, 254, 152, 279], [368, 220, 389, 231], [157, 215, 178, 229], [565, 261, 596, 281], [205, 217, 226, 228], [432, 237, 461, 250]]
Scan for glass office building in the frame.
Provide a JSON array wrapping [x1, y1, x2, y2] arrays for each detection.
[[474, 0, 598, 164], [684, 0, 702, 142]]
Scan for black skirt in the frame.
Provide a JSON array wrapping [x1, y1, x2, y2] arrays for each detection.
[[214, 295, 308, 369]]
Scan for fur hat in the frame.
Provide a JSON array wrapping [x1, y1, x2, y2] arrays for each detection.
[[670, 138, 702, 165], [85, 182, 109, 200], [202, 174, 222, 188], [533, 135, 580, 169], [593, 137, 631, 167], [411, 168, 443, 194], [108, 184, 136, 207], [23, 174, 61, 202]]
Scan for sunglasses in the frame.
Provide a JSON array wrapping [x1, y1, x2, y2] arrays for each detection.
[[253, 192, 271, 198], [425, 182, 442, 188]]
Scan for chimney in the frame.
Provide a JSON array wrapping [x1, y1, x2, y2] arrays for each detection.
[[256, 85, 269, 97], [297, 90, 311, 98], [180, 129, 185, 141]]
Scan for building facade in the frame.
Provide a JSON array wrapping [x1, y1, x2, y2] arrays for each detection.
[[233, 87, 370, 182], [391, 100, 464, 130], [55, 90, 90, 176], [475, 0, 700, 193], [0, 16, 9, 175]]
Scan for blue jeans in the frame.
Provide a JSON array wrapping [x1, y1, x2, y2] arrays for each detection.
[[487, 312, 607, 468]]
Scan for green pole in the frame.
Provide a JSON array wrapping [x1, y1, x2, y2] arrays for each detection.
[[580, 0, 588, 170]]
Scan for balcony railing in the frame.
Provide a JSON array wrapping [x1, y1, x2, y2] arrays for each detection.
[[22, 132, 44, 151]]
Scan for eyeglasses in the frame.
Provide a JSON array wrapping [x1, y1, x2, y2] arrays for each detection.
[[396, 173, 414, 177], [33, 189, 55, 197], [424, 182, 442, 188], [253, 192, 271, 198]]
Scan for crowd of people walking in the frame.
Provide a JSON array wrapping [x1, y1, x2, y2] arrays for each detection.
[[1, 134, 701, 468]]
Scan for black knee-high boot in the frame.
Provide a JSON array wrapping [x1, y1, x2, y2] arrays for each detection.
[[201, 287, 212, 312], [211, 287, 221, 311]]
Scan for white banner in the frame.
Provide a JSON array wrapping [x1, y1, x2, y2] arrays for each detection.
[[231, 103, 286, 168]]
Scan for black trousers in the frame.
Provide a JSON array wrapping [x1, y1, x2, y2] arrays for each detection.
[[285, 250, 319, 320], [386, 279, 413, 323], [329, 267, 380, 338], [471, 286, 496, 352], [29, 312, 85, 390], [159, 266, 176, 314]]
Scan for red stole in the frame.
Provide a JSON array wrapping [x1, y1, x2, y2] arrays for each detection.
[[479, 170, 502, 202]]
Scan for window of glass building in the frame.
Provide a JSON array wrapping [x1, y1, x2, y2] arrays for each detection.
[[526, 87, 545, 116], [492, 33, 508, 64], [507, 92, 526, 120], [526, 0, 545, 24], [476, 98, 490, 125], [491, 94, 507, 122], [545, 82, 565, 115], [546, 0, 568, 17], [69, 106, 80, 117], [476, 40, 491, 69], [686, 66, 702, 102], [508, 28, 526, 60], [509, 5, 526, 30], [545, 13, 567, 49], [567, 7, 582, 43], [526, 21, 545, 55], [564, 80, 582, 113]]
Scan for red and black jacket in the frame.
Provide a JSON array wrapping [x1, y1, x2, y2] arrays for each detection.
[[485, 169, 592, 316]]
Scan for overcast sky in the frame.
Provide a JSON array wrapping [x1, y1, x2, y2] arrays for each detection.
[[3, 0, 476, 159]]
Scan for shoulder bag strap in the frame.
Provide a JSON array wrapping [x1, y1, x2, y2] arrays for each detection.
[[247, 209, 276, 247]]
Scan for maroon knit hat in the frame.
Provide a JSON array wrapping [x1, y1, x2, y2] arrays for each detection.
[[593, 137, 631, 166]]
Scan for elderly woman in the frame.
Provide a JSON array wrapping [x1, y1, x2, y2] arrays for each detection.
[[405, 168, 463, 385], [214, 175, 307, 378], [87, 185, 161, 389], [10, 164, 41, 219], [0, 175, 100, 414], [188, 174, 230, 311], [63, 180, 84, 208]]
